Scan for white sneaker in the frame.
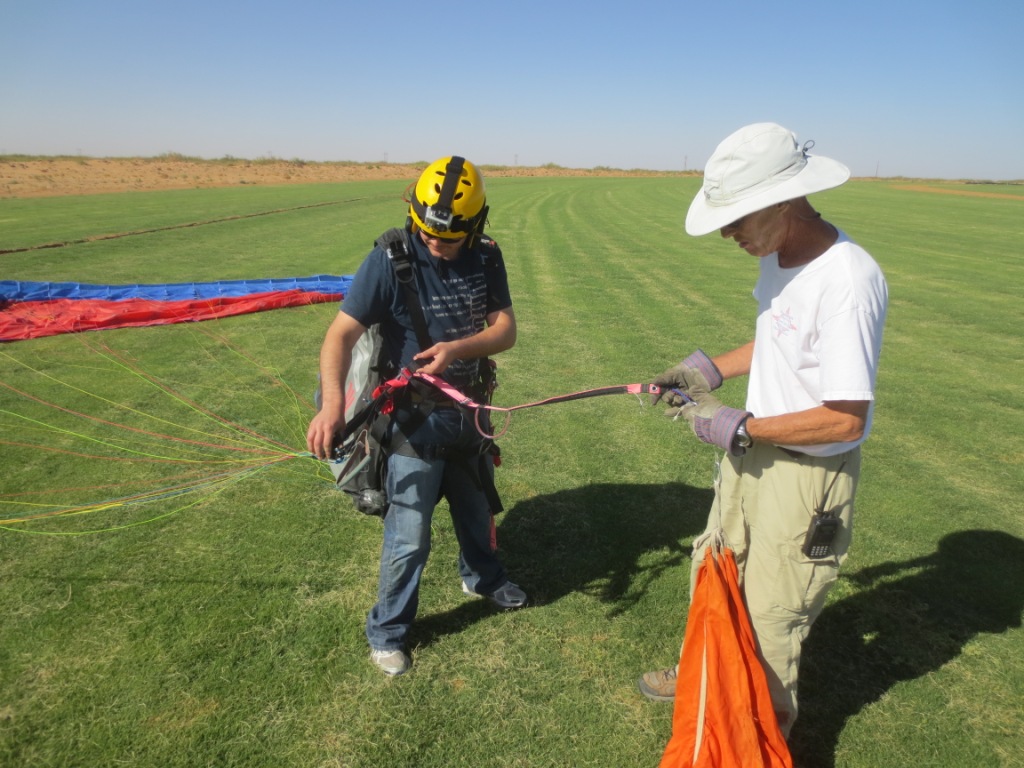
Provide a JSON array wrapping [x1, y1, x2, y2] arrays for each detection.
[[637, 666, 678, 702], [461, 580, 528, 609], [370, 648, 410, 676]]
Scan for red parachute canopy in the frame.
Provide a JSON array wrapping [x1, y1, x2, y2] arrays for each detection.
[[0, 276, 352, 341]]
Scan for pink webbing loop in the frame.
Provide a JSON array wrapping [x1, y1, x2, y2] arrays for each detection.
[[408, 372, 661, 440]]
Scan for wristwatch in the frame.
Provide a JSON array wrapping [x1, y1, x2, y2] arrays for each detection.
[[735, 418, 753, 449]]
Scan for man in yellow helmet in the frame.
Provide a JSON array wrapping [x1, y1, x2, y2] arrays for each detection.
[[307, 156, 525, 676]]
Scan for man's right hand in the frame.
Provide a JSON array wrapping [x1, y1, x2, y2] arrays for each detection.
[[306, 407, 345, 460], [308, 311, 366, 460]]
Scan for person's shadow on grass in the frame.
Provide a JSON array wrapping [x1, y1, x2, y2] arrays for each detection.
[[409, 481, 713, 646], [789, 529, 1024, 768]]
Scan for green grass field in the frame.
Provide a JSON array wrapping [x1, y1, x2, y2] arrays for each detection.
[[2, 175, 1022, 767]]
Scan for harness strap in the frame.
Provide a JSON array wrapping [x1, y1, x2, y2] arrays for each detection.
[[332, 232, 433, 458], [331, 367, 416, 458], [379, 228, 434, 354]]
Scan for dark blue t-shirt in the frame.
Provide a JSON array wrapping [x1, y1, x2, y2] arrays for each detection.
[[340, 231, 512, 389]]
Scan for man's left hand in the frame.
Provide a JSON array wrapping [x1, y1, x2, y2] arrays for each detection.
[[650, 349, 723, 407]]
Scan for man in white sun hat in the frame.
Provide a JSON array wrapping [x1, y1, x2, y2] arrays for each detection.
[[637, 123, 888, 737]]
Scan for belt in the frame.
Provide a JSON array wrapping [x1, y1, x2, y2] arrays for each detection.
[[778, 446, 808, 459]]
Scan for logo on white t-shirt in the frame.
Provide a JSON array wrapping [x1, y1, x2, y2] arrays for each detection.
[[772, 307, 798, 337]]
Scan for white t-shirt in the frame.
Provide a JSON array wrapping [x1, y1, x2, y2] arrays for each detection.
[[747, 231, 888, 457]]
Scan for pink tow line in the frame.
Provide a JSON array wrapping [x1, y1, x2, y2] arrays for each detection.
[[379, 369, 662, 440]]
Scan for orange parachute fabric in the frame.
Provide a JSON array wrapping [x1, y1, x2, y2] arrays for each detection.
[[659, 540, 793, 768]]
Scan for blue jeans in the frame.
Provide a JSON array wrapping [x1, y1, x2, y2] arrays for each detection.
[[365, 407, 507, 651]]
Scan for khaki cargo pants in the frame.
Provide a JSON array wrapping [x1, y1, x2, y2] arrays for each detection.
[[690, 442, 861, 735]]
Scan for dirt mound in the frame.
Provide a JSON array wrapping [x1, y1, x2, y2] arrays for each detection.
[[0, 157, 687, 198]]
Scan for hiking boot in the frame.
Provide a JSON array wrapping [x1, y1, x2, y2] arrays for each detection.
[[462, 580, 528, 609], [370, 648, 410, 676], [638, 666, 678, 702]]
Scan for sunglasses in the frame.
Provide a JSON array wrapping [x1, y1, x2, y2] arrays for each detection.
[[420, 230, 466, 245]]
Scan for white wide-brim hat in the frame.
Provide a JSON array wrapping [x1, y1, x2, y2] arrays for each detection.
[[685, 122, 851, 236]]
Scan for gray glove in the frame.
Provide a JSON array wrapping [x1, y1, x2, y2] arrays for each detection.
[[679, 388, 751, 456], [651, 349, 724, 408]]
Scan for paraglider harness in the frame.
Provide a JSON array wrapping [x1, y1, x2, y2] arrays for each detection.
[[325, 226, 503, 518]]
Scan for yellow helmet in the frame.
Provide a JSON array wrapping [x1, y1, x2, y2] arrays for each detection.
[[408, 156, 487, 241]]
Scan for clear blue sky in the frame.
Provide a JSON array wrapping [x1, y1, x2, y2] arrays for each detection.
[[3, 0, 1022, 180]]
